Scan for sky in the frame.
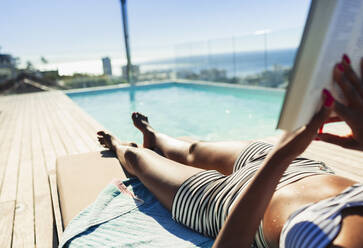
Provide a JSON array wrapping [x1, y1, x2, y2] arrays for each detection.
[[0, 0, 311, 75]]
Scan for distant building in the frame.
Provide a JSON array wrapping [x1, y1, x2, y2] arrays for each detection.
[[102, 57, 112, 76], [199, 68, 227, 81], [122, 64, 140, 81], [0, 54, 17, 83], [176, 70, 198, 80]]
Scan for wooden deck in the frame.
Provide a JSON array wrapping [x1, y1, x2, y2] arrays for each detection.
[[0, 90, 362, 247], [0, 91, 104, 247]]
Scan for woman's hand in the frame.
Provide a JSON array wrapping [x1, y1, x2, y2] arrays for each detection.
[[318, 56, 363, 151], [273, 90, 333, 162]]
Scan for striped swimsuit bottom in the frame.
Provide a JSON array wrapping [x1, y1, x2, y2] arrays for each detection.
[[171, 141, 336, 247]]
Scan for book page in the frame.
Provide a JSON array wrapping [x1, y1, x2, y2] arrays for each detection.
[[347, 3, 363, 73], [295, 0, 363, 128]]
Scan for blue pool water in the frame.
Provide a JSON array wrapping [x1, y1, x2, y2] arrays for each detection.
[[67, 82, 285, 144]]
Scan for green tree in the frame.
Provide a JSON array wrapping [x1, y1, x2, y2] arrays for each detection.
[[40, 56, 48, 64], [26, 61, 34, 70]]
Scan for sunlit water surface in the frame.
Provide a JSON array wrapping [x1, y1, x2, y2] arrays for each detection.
[[68, 83, 285, 144]]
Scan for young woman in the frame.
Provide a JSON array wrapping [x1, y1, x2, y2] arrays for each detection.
[[98, 55, 363, 248]]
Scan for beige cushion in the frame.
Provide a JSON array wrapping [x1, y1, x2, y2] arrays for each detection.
[[56, 150, 129, 228]]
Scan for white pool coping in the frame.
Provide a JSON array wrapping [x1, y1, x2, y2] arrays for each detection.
[[63, 79, 286, 94]]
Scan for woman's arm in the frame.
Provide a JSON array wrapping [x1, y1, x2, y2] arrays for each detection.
[[214, 55, 363, 247], [212, 91, 333, 248]]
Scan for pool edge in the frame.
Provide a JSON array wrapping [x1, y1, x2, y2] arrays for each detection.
[[63, 79, 286, 95]]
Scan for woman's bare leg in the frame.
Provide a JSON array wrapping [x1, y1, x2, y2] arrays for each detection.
[[97, 131, 204, 210], [132, 112, 250, 175]]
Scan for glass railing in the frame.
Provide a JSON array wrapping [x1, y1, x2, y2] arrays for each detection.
[[123, 27, 303, 88], [11, 27, 303, 90], [171, 27, 302, 88]]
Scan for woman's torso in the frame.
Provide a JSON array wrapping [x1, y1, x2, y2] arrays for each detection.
[[262, 174, 360, 248]]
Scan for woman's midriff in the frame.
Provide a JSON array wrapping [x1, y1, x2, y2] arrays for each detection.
[[262, 174, 358, 248]]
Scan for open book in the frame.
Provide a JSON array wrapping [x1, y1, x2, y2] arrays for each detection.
[[277, 0, 363, 131]]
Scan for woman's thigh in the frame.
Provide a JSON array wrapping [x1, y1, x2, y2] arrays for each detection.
[[188, 140, 251, 175], [129, 148, 206, 211]]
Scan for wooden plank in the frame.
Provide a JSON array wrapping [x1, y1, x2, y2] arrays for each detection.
[[40, 93, 87, 239], [0, 98, 18, 194], [35, 93, 66, 238], [317, 144, 363, 165], [307, 146, 363, 172], [38, 93, 67, 160], [36, 92, 104, 243], [46, 93, 94, 153], [36, 93, 61, 172], [262, 133, 363, 182], [61, 92, 104, 133], [0, 95, 11, 132], [57, 101, 100, 151], [32, 93, 54, 248], [33, 93, 74, 241], [60, 92, 105, 147], [0, 96, 24, 199], [0, 95, 25, 248], [0, 201, 16, 248], [12, 94, 35, 248], [48, 172, 63, 238], [40, 93, 80, 155], [38, 91, 100, 243], [49, 93, 99, 152], [0, 96, 19, 248]]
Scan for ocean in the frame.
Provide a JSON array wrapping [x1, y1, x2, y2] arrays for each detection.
[[140, 48, 297, 78]]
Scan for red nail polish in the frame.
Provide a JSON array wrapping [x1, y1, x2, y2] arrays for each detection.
[[322, 89, 334, 107], [342, 54, 351, 64], [318, 125, 324, 134], [337, 63, 345, 72], [314, 137, 321, 141]]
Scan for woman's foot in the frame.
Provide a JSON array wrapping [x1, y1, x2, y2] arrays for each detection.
[[97, 131, 138, 176], [97, 131, 138, 152], [132, 112, 156, 149]]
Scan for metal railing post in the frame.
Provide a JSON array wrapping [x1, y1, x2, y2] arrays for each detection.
[[120, 0, 133, 84]]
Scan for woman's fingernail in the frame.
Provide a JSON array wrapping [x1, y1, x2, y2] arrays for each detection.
[[322, 89, 334, 107], [318, 123, 324, 134], [314, 136, 321, 141], [342, 54, 351, 65], [337, 63, 345, 72]]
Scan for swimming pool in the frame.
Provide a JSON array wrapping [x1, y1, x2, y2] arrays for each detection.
[[67, 82, 285, 144]]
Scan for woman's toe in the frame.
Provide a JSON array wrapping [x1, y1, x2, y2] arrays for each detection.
[[97, 131, 105, 136], [130, 142, 138, 147]]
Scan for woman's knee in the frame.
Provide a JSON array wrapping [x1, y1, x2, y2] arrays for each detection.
[[123, 147, 151, 171], [123, 146, 136, 159], [186, 141, 202, 164], [123, 147, 142, 168]]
